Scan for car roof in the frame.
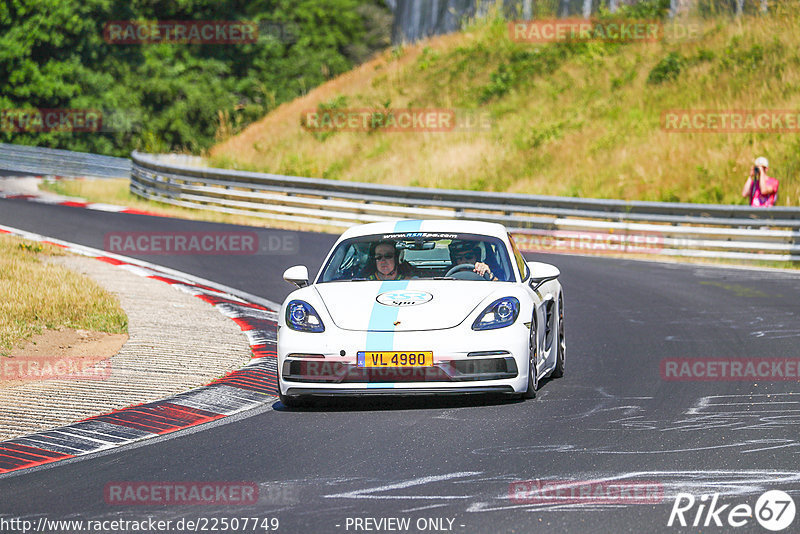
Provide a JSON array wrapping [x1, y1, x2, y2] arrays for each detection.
[[337, 220, 510, 241]]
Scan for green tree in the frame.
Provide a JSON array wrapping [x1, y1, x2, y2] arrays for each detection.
[[0, 0, 390, 156]]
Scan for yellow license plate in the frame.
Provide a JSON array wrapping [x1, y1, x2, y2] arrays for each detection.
[[357, 351, 433, 368]]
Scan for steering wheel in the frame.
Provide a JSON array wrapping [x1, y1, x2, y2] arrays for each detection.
[[444, 263, 493, 280]]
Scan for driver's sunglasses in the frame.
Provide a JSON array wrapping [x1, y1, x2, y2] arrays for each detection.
[[455, 252, 478, 261], [375, 253, 395, 261]]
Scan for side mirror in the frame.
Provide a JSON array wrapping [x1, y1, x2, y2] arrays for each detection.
[[527, 262, 560, 291], [283, 265, 309, 288]]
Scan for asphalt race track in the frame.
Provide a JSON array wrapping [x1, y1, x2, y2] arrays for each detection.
[[1, 196, 800, 534]]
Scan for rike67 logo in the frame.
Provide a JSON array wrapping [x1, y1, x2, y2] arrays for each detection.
[[668, 491, 796, 531]]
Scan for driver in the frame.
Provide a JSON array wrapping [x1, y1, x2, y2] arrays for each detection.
[[448, 240, 498, 281]]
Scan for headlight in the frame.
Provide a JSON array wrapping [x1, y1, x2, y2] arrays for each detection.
[[286, 300, 325, 332], [472, 297, 520, 330]]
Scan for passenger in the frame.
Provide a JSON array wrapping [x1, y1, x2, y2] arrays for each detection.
[[448, 240, 499, 280], [365, 240, 415, 281]]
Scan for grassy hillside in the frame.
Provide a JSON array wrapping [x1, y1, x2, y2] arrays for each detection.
[[210, 4, 800, 206]]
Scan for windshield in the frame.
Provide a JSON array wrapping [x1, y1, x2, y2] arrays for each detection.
[[317, 232, 515, 283]]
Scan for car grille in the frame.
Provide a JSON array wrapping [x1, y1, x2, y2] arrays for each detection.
[[283, 357, 518, 383]]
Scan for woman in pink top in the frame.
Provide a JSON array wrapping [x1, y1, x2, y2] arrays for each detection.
[[742, 156, 779, 207]]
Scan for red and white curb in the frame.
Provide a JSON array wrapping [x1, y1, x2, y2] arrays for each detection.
[[0, 224, 280, 475]]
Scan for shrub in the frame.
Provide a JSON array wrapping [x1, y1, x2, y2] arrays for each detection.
[[648, 52, 685, 84]]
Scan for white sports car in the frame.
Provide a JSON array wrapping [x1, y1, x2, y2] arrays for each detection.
[[277, 220, 565, 407]]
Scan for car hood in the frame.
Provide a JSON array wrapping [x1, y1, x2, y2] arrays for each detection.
[[314, 281, 499, 331]]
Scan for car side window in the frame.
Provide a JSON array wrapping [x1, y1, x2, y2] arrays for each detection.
[[508, 233, 529, 281], [321, 243, 366, 281], [482, 241, 512, 282]]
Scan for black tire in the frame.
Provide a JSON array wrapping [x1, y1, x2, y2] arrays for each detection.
[[551, 293, 565, 378], [523, 318, 539, 399]]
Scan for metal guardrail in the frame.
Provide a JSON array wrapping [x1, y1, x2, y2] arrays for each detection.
[[1, 143, 794, 262], [0, 143, 130, 178], [131, 151, 800, 263]]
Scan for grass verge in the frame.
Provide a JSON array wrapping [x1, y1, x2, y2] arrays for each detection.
[[0, 234, 128, 356]]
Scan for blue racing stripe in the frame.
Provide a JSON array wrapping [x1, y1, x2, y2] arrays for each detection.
[[365, 220, 423, 352], [394, 220, 424, 233], [366, 281, 407, 350]]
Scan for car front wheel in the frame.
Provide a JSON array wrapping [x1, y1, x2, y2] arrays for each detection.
[[523, 319, 539, 399], [551, 293, 565, 378]]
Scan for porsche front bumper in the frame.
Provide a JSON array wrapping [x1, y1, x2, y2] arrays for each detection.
[[277, 324, 530, 396]]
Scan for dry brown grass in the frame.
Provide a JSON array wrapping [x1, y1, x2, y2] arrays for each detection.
[[0, 234, 128, 356]]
